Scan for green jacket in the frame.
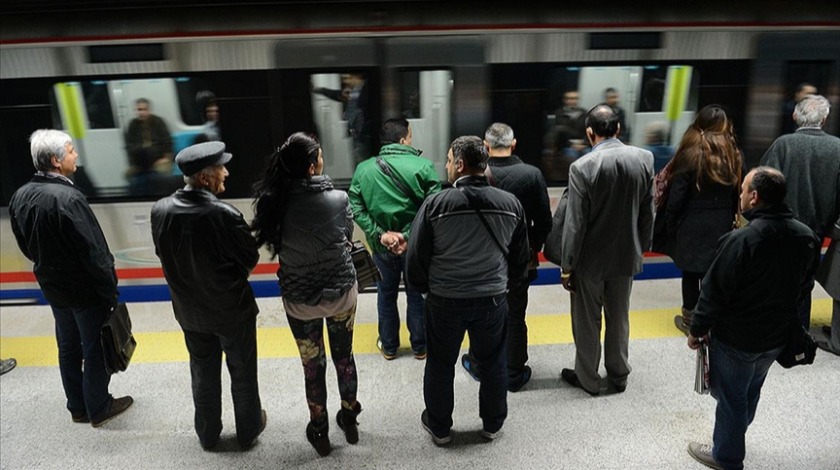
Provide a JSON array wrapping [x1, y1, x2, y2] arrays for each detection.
[[349, 144, 442, 254]]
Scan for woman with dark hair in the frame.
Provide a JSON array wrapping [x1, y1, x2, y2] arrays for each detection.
[[251, 132, 361, 456], [664, 105, 743, 334]]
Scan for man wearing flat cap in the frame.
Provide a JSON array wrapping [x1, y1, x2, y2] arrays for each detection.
[[151, 141, 266, 450]]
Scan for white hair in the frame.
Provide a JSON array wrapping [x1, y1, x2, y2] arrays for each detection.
[[794, 94, 830, 128], [484, 122, 515, 149], [29, 129, 72, 171]]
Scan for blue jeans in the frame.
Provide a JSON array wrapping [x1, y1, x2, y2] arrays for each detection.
[[373, 251, 425, 353], [710, 337, 783, 470], [51, 306, 113, 421], [423, 292, 508, 437], [182, 317, 262, 448]]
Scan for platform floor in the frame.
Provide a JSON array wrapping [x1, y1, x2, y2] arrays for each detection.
[[1, 279, 838, 470]]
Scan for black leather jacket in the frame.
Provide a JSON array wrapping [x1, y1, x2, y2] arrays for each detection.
[[151, 188, 259, 334], [277, 175, 356, 305], [10, 174, 118, 308]]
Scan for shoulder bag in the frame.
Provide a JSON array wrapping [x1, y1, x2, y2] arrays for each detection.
[[101, 302, 137, 374], [350, 240, 382, 292], [458, 187, 508, 257]]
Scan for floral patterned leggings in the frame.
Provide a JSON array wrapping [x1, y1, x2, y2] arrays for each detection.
[[287, 304, 358, 424]]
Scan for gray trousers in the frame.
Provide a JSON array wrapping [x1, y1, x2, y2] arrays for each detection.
[[569, 275, 633, 393]]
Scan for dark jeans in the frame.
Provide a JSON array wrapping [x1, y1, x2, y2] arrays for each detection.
[[423, 292, 508, 436], [373, 251, 425, 353], [467, 280, 530, 380], [710, 337, 782, 470], [182, 317, 262, 448], [287, 304, 358, 424], [51, 305, 113, 420], [681, 271, 704, 311]]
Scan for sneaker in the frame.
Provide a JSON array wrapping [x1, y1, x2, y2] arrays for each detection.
[[687, 442, 724, 470], [560, 368, 599, 396], [413, 349, 427, 360], [0, 358, 16, 376], [71, 411, 90, 423], [480, 428, 500, 440], [336, 402, 362, 444], [376, 337, 397, 360], [460, 354, 481, 381], [674, 315, 690, 336], [91, 396, 134, 428], [421, 410, 451, 446], [306, 420, 331, 457], [508, 365, 532, 393]]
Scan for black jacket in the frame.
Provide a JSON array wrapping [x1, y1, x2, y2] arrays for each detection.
[[406, 175, 530, 298], [487, 155, 552, 253], [151, 188, 259, 334], [10, 174, 118, 308], [690, 205, 820, 352], [277, 176, 356, 306]]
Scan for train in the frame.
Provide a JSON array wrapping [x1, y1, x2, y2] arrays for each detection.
[[1, 2, 839, 304]]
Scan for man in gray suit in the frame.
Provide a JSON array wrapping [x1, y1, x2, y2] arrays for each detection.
[[560, 104, 655, 396]]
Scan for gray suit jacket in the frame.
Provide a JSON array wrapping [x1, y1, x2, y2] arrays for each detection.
[[561, 138, 655, 280]]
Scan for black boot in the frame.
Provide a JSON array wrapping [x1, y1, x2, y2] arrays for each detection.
[[306, 419, 331, 457], [336, 402, 362, 444]]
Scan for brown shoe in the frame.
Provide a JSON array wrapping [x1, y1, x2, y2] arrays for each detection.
[[675, 307, 692, 336], [91, 396, 134, 428]]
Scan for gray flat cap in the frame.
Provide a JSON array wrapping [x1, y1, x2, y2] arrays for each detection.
[[175, 141, 232, 176]]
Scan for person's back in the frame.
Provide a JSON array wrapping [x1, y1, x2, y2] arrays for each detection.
[[760, 95, 840, 237], [562, 136, 654, 279]]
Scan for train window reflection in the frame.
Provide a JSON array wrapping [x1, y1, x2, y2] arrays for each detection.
[[539, 64, 698, 183], [49, 77, 217, 198]]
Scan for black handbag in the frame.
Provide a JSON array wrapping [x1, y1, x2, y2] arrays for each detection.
[[101, 302, 137, 374], [351, 240, 381, 292], [775, 320, 817, 369]]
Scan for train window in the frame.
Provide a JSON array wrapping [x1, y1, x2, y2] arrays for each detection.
[[779, 61, 832, 136], [81, 81, 116, 129], [398, 69, 453, 181]]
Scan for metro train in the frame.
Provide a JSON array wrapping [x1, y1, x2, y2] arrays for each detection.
[[1, 2, 838, 304]]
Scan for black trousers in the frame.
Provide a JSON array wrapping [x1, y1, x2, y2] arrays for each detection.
[[467, 278, 530, 380], [182, 317, 262, 448]]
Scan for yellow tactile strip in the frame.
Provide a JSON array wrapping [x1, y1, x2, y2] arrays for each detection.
[[0, 300, 831, 367]]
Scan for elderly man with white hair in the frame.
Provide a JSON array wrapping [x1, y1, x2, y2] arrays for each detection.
[[9, 129, 133, 427], [760, 94, 840, 330]]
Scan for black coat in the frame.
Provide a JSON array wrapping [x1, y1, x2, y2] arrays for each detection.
[[151, 188, 259, 334], [10, 174, 118, 308], [665, 170, 738, 273], [487, 155, 552, 252]]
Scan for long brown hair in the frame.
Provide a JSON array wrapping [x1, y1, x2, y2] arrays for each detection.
[[667, 105, 742, 190]]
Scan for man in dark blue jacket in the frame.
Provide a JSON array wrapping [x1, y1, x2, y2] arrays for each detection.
[[10, 129, 133, 427], [686, 167, 820, 470]]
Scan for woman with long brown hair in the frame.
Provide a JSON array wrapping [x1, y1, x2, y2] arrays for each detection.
[[665, 105, 743, 334]]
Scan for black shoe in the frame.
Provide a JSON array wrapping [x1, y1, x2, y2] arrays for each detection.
[[561, 368, 599, 396], [421, 409, 451, 446], [613, 382, 627, 393], [0, 358, 17, 376], [91, 396, 134, 428], [241, 409, 267, 449], [461, 354, 481, 381], [336, 402, 362, 444], [71, 411, 90, 423], [822, 326, 832, 337], [508, 365, 532, 393], [306, 420, 331, 457]]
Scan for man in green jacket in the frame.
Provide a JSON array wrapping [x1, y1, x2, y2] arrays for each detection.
[[349, 118, 441, 360]]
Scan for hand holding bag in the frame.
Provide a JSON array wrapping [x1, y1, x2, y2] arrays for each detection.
[[351, 240, 381, 292], [101, 302, 137, 374]]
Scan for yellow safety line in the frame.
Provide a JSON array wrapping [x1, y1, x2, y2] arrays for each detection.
[[0, 300, 832, 367]]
